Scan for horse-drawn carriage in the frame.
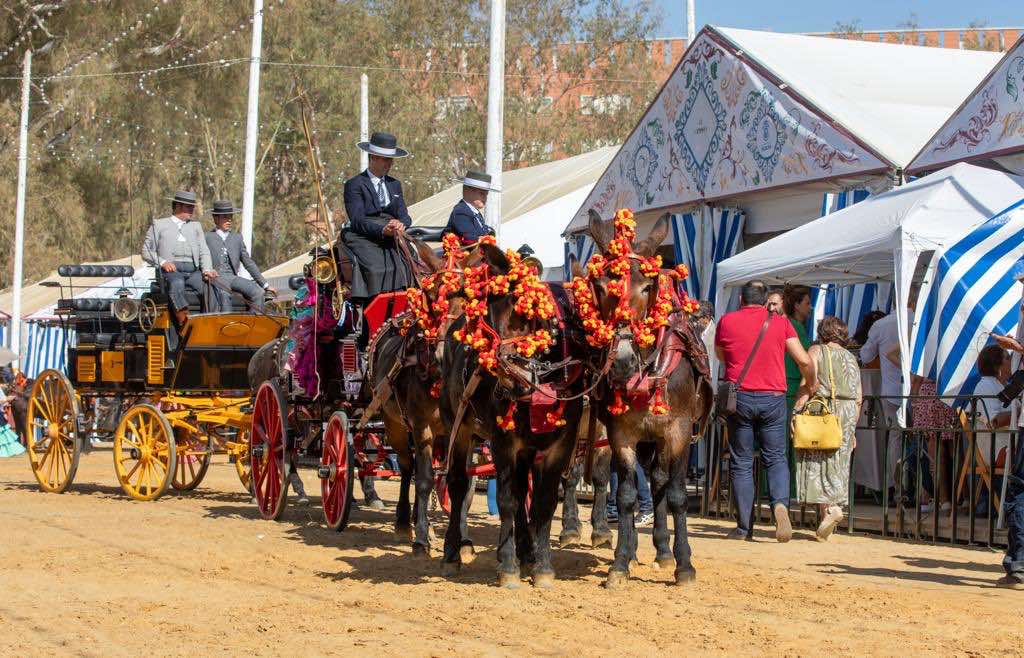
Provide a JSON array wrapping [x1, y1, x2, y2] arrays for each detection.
[[25, 264, 287, 500]]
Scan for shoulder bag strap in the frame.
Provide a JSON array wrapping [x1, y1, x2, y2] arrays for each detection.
[[735, 313, 772, 388]]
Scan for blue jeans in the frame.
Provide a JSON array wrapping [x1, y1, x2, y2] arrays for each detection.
[[607, 460, 654, 517], [727, 391, 790, 533], [1004, 443, 1024, 579], [487, 478, 498, 515]]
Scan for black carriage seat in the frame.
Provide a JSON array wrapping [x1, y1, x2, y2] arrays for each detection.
[[149, 270, 250, 313]]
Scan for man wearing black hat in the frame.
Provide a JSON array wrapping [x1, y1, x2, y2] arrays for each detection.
[[443, 169, 499, 244], [142, 190, 217, 326], [204, 200, 275, 312], [340, 132, 415, 301]]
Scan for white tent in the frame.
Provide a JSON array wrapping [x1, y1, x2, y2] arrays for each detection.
[[264, 148, 617, 281], [564, 26, 1001, 236], [909, 34, 1024, 176], [715, 162, 1024, 414]]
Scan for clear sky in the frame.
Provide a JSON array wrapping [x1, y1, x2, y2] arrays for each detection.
[[654, 0, 1023, 37]]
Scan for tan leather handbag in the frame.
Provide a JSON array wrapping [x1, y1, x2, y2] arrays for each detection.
[[792, 346, 843, 451]]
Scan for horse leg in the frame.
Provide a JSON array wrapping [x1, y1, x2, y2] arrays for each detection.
[[607, 440, 638, 589], [668, 441, 697, 586], [513, 452, 536, 569], [559, 462, 582, 547], [457, 473, 476, 564], [441, 427, 473, 577], [530, 448, 571, 588], [386, 414, 413, 541], [590, 447, 613, 549], [649, 449, 674, 570], [411, 435, 434, 557], [493, 442, 522, 588]]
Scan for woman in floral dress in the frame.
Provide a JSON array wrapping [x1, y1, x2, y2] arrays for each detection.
[[794, 316, 862, 541]]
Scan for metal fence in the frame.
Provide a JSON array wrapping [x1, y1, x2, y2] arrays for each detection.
[[697, 394, 1020, 549]]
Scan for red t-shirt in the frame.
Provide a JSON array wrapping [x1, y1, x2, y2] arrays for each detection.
[[715, 306, 797, 393]]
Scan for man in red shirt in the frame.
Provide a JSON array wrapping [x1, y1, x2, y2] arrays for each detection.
[[715, 280, 816, 542]]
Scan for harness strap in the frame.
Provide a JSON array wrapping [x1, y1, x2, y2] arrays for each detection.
[[444, 367, 482, 473]]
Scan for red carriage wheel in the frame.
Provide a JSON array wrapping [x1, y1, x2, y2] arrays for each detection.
[[250, 381, 290, 520], [319, 411, 355, 531]]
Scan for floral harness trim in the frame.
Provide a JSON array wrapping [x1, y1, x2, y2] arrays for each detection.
[[566, 208, 700, 416]]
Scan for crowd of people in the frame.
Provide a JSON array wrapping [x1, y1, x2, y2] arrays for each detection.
[[713, 279, 1022, 590]]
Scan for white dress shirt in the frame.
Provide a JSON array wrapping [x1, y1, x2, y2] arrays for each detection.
[[367, 170, 390, 206], [860, 312, 902, 398]]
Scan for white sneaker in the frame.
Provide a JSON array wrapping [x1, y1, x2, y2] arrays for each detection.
[[636, 512, 654, 527]]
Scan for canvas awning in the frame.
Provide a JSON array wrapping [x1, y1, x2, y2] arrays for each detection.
[[908, 35, 1024, 175], [565, 26, 1001, 234]]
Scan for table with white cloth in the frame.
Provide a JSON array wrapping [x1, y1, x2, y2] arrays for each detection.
[[853, 368, 890, 492]]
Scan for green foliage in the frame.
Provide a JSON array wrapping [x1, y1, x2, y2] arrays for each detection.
[[0, 0, 660, 288]]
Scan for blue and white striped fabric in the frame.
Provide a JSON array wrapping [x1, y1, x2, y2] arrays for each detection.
[[563, 233, 597, 279], [910, 198, 1024, 399], [22, 322, 70, 378], [809, 190, 892, 336], [670, 206, 745, 305]]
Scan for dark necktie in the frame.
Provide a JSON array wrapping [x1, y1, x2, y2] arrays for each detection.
[[376, 179, 386, 205]]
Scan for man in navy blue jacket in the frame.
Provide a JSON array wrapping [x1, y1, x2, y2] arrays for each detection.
[[443, 169, 498, 244], [340, 131, 414, 301]]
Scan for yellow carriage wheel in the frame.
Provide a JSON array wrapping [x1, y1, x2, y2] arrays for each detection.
[[171, 428, 211, 492], [113, 404, 177, 501], [25, 369, 81, 493], [233, 428, 253, 492]]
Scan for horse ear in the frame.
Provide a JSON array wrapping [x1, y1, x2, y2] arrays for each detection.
[[569, 254, 586, 280], [588, 209, 614, 253], [480, 243, 511, 275], [637, 213, 670, 257], [410, 237, 444, 272]]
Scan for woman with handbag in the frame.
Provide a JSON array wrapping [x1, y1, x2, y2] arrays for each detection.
[[793, 316, 862, 541]]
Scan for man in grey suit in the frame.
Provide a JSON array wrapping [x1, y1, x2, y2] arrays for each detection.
[[141, 190, 217, 326], [204, 200, 276, 311]]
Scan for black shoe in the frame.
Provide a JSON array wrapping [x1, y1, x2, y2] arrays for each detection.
[[606, 512, 618, 524], [725, 528, 752, 541]]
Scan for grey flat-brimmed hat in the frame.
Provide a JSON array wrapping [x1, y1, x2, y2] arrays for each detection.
[[357, 131, 410, 158], [453, 169, 500, 192], [167, 190, 197, 206], [210, 200, 240, 216]]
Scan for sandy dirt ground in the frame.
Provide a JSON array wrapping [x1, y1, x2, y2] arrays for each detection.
[[1, 450, 1021, 657]]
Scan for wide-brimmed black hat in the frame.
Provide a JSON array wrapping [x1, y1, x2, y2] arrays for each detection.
[[453, 169, 500, 192], [357, 131, 410, 159], [210, 200, 240, 216], [167, 190, 197, 206]]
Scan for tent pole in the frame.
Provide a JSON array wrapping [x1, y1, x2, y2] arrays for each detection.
[[359, 73, 369, 172], [485, 0, 506, 240], [11, 49, 32, 364], [240, 0, 264, 253]]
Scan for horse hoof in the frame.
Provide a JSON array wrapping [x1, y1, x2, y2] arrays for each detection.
[[674, 568, 697, 586], [459, 544, 476, 565], [533, 572, 556, 589], [605, 570, 629, 590], [440, 561, 460, 578], [497, 572, 521, 589], [591, 532, 613, 549], [653, 557, 674, 570], [411, 542, 430, 559], [559, 530, 581, 548], [628, 559, 640, 572]]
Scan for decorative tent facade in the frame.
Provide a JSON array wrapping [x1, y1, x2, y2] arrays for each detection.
[[908, 35, 1024, 176], [564, 26, 1001, 238]]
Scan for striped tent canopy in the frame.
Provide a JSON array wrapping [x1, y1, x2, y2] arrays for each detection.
[[910, 198, 1024, 399], [670, 207, 745, 306], [21, 322, 70, 378]]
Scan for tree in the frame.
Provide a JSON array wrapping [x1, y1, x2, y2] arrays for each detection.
[[831, 19, 863, 39], [962, 19, 998, 51], [0, 0, 661, 287]]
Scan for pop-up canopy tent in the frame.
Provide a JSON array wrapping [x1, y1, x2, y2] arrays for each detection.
[[715, 162, 1024, 411], [908, 34, 1024, 177]]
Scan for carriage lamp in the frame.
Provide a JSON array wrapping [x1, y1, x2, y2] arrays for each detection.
[[111, 288, 140, 323]]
